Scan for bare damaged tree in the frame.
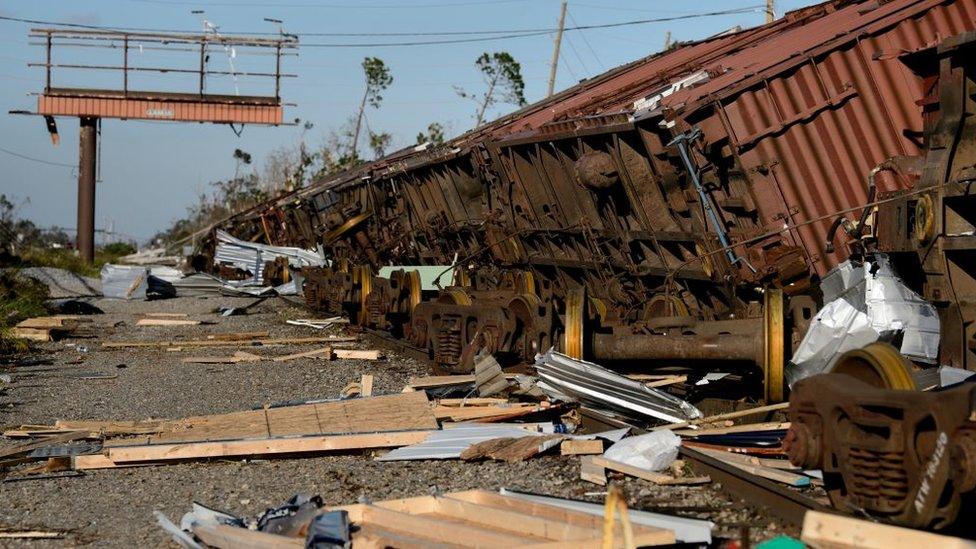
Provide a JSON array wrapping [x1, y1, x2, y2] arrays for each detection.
[[352, 57, 393, 158], [456, 52, 527, 127]]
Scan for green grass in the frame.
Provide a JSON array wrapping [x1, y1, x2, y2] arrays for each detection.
[[18, 245, 136, 278], [0, 270, 50, 355]]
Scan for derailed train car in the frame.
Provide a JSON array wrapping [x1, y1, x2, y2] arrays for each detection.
[[207, 0, 976, 404]]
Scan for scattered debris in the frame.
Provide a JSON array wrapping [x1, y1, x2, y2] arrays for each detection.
[[534, 348, 702, 424]]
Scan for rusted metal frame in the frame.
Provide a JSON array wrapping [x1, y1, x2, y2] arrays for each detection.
[[496, 120, 634, 148], [28, 62, 293, 79], [532, 139, 605, 286], [609, 131, 674, 279], [198, 40, 206, 96], [274, 42, 281, 100], [122, 36, 128, 96], [30, 28, 296, 48], [45, 33, 51, 92], [519, 256, 710, 282]]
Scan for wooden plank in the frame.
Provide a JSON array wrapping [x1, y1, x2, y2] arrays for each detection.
[[102, 336, 356, 349], [801, 510, 976, 549], [658, 402, 789, 431], [63, 392, 438, 444], [438, 398, 509, 407], [361, 374, 374, 397], [406, 375, 476, 389], [233, 351, 263, 362], [333, 349, 382, 360], [208, 331, 270, 341], [350, 504, 538, 547], [144, 313, 189, 318], [0, 430, 97, 460], [101, 430, 432, 464], [11, 327, 52, 341], [193, 524, 302, 549], [136, 318, 202, 326], [693, 448, 810, 487], [643, 375, 688, 389], [675, 421, 791, 437], [580, 455, 607, 485], [560, 439, 604, 456], [16, 316, 81, 328], [433, 402, 541, 422], [591, 456, 711, 485], [272, 346, 333, 362], [181, 356, 247, 364]]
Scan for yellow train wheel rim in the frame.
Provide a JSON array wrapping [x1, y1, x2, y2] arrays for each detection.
[[915, 194, 934, 245], [831, 342, 917, 391], [354, 266, 373, 326], [406, 270, 422, 311], [324, 211, 372, 244]]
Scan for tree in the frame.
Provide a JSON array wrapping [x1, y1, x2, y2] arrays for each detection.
[[416, 122, 446, 146], [456, 52, 527, 127], [368, 131, 392, 158], [232, 148, 252, 179], [352, 57, 393, 157]]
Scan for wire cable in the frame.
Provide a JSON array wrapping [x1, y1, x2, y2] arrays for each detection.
[[0, 7, 765, 42], [0, 146, 75, 168]]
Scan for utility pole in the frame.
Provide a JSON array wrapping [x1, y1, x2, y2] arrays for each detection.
[[664, 31, 672, 50], [766, 0, 775, 23], [546, 0, 568, 97]]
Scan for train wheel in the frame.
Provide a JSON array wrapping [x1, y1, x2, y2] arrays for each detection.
[[763, 288, 786, 403], [439, 287, 473, 306], [353, 265, 373, 326], [915, 194, 935, 245], [405, 270, 422, 312], [830, 341, 917, 390]]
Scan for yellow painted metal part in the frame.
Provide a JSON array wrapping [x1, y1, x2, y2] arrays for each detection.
[[323, 211, 372, 244], [831, 341, 917, 391], [564, 287, 586, 360], [763, 288, 786, 403]]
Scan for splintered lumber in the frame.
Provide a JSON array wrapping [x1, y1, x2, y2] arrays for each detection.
[[272, 346, 333, 362], [208, 331, 270, 341], [674, 421, 790, 437], [360, 374, 374, 397], [87, 430, 433, 467], [181, 351, 263, 364], [0, 430, 98, 461], [693, 447, 809, 487], [460, 434, 564, 462], [330, 490, 675, 547], [405, 375, 476, 390], [11, 327, 55, 341], [591, 456, 711, 485], [800, 510, 976, 549], [144, 313, 189, 318], [193, 524, 302, 549], [13, 316, 83, 341], [333, 349, 382, 360], [560, 439, 604, 456], [102, 336, 356, 349], [438, 398, 509, 407], [580, 455, 608, 485], [136, 318, 202, 326], [657, 402, 790, 431], [127, 391, 436, 444], [433, 402, 544, 422], [0, 530, 65, 540]]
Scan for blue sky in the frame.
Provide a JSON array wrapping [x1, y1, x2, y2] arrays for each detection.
[[0, 0, 818, 243]]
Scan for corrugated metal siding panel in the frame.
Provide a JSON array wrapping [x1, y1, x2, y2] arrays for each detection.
[[678, 0, 976, 275]]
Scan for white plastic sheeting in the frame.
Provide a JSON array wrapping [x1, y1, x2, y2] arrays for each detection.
[[786, 254, 940, 386], [603, 430, 681, 472]]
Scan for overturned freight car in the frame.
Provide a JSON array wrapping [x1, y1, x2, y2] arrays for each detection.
[[206, 0, 976, 403]]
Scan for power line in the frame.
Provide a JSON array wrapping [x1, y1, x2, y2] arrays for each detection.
[[567, 8, 603, 70], [127, 0, 530, 8], [0, 146, 75, 168], [0, 7, 764, 43]]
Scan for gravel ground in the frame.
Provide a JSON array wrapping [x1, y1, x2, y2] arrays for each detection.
[[0, 295, 795, 547]]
